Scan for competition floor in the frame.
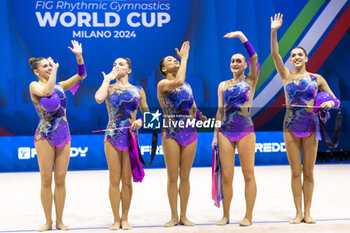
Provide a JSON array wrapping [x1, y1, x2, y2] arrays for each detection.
[[1, 165, 350, 233]]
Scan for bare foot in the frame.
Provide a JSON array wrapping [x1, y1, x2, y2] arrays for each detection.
[[179, 218, 195, 226], [56, 223, 70, 231], [290, 215, 303, 224], [216, 217, 229, 226], [38, 223, 52, 232], [121, 221, 132, 230], [109, 221, 120, 230], [164, 218, 178, 227], [303, 216, 316, 224], [56, 222, 70, 231], [239, 218, 252, 226]]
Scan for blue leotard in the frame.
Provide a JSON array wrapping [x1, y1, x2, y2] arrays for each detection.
[[160, 82, 197, 146], [105, 85, 142, 150], [220, 79, 254, 142], [284, 74, 318, 137], [33, 84, 70, 147]]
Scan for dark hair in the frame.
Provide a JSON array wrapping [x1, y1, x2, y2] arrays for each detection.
[[28, 57, 45, 73], [291, 46, 308, 57], [234, 53, 247, 63], [159, 57, 166, 76], [121, 58, 132, 70], [118, 58, 132, 77]]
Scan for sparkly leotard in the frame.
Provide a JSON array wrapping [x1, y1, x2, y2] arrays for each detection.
[[105, 85, 142, 151], [33, 84, 70, 147], [160, 82, 197, 146], [284, 74, 318, 137], [220, 79, 254, 141]]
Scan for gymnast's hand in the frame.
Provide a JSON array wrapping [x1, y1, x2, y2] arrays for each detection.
[[102, 67, 118, 82], [175, 41, 190, 60], [68, 40, 83, 57], [47, 57, 59, 69], [131, 119, 142, 131], [271, 13, 283, 30], [200, 112, 207, 122], [224, 31, 243, 39], [320, 100, 335, 110], [211, 137, 218, 150]]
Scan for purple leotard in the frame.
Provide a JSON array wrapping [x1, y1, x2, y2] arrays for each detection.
[[284, 74, 318, 137], [220, 79, 254, 142], [161, 82, 197, 146], [105, 85, 142, 151], [33, 84, 71, 147]]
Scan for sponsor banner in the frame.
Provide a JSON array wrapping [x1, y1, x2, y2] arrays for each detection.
[[0, 132, 288, 172]]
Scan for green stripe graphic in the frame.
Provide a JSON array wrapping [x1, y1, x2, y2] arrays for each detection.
[[256, 0, 326, 90]]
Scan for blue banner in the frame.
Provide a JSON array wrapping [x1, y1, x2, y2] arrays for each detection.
[[0, 0, 349, 171], [0, 132, 290, 172]]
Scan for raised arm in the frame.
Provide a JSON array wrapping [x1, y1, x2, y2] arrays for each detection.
[[158, 41, 190, 93], [29, 57, 58, 97], [59, 40, 86, 91], [224, 31, 259, 84], [270, 13, 289, 79], [95, 68, 118, 104], [131, 88, 149, 130], [211, 82, 225, 149]]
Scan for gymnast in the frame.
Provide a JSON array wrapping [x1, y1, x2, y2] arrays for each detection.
[[29, 40, 86, 231], [212, 31, 259, 226], [271, 13, 340, 224], [95, 57, 149, 230], [158, 41, 206, 227]]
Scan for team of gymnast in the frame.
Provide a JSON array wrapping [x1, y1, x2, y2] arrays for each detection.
[[28, 14, 340, 231]]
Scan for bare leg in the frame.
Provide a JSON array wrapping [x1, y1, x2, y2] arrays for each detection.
[[179, 139, 197, 226], [284, 129, 303, 224], [35, 140, 55, 232], [105, 141, 122, 230], [54, 142, 71, 231], [120, 150, 133, 230], [237, 133, 256, 226], [162, 136, 181, 227], [301, 132, 318, 224], [217, 132, 236, 226]]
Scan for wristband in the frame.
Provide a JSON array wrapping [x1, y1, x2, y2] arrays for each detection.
[[70, 64, 86, 95], [243, 41, 256, 57], [77, 64, 87, 78]]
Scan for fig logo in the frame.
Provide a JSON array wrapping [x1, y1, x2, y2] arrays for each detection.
[[18, 147, 88, 159], [18, 147, 35, 159], [140, 145, 163, 155]]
